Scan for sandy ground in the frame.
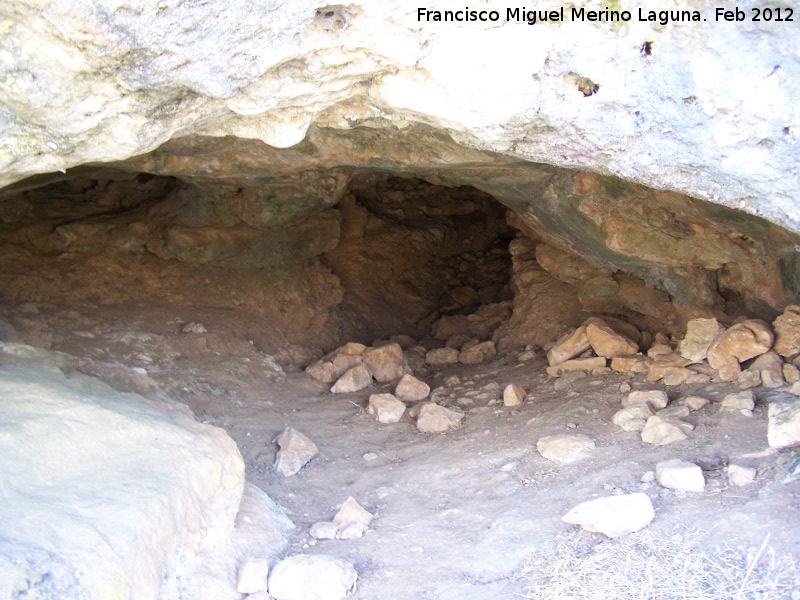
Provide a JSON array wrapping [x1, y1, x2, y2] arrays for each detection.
[[5, 303, 800, 599]]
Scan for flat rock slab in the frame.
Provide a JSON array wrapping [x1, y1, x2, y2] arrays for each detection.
[[537, 434, 595, 464], [768, 397, 800, 449], [586, 321, 638, 358], [274, 427, 318, 476], [562, 493, 655, 538], [547, 326, 590, 366], [268, 554, 357, 600]]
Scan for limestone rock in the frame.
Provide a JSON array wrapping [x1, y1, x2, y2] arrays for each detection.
[[394, 374, 430, 402], [367, 393, 406, 424], [767, 397, 800, 449], [623, 390, 669, 410], [547, 326, 590, 366], [784, 363, 800, 383], [720, 390, 755, 412], [333, 497, 373, 531], [586, 321, 638, 358], [362, 343, 404, 382], [274, 427, 318, 476], [309, 521, 339, 540], [680, 396, 710, 411], [716, 355, 743, 382], [773, 305, 800, 359], [562, 493, 655, 538], [237, 558, 270, 594], [389, 334, 416, 350], [458, 340, 496, 365], [503, 384, 526, 407], [706, 320, 774, 370], [268, 555, 357, 600], [791, 382, 800, 396], [330, 365, 372, 393], [610, 354, 651, 373], [726, 464, 757, 487], [335, 342, 367, 356], [655, 459, 705, 492], [738, 369, 762, 389], [749, 350, 785, 388], [661, 367, 709, 386], [679, 318, 724, 362], [641, 416, 693, 446], [306, 360, 336, 384], [546, 356, 606, 377], [425, 347, 460, 366], [536, 434, 595, 464], [416, 403, 463, 433], [612, 403, 654, 432], [445, 334, 473, 349], [657, 405, 691, 419], [432, 315, 471, 340], [331, 353, 363, 378]]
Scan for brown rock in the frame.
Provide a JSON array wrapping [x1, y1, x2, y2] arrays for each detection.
[[679, 318, 725, 362], [432, 315, 471, 341], [706, 319, 774, 370], [738, 369, 762, 389], [612, 403, 654, 432], [716, 356, 742, 382], [425, 347, 460, 366], [749, 350, 784, 388], [640, 416, 694, 446], [503, 384, 526, 407], [362, 343, 404, 382], [332, 353, 363, 378], [720, 390, 755, 412], [330, 365, 372, 393], [784, 363, 800, 383], [416, 403, 464, 432], [458, 341, 497, 365], [773, 305, 800, 359], [610, 354, 651, 373], [445, 335, 473, 349], [306, 360, 336, 383], [547, 356, 606, 377], [335, 342, 367, 356], [547, 326, 590, 366], [394, 374, 430, 402], [586, 321, 639, 358], [623, 390, 669, 410], [660, 367, 710, 386], [681, 396, 710, 411]]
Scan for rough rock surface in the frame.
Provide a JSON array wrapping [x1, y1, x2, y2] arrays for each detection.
[[773, 306, 800, 359], [274, 427, 319, 476], [586, 321, 638, 358], [268, 554, 357, 600], [641, 416, 693, 446], [767, 397, 800, 449], [655, 459, 705, 492], [362, 343, 405, 383], [720, 390, 756, 413], [458, 340, 497, 365], [547, 326, 590, 367], [425, 347, 460, 366], [546, 357, 606, 377], [416, 403, 463, 433], [367, 393, 406, 424], [394, 374, 430, 402], [330, 365, 372, 394], [679, 318, 724, 362], [562, 493, 655, 538], [706, 320, 774, 370], [623, 390, 669, 411], [536, 434, 595, 464], [503, 384, 526, 407], [727, 464, 757, 487], [612, 403, 654, 432]]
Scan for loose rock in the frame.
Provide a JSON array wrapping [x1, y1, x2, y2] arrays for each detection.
[[537, 434, 595, 464], [416, 403, 463, 433], [268, 554, 357, 600], [749, 350, 785, 388], [458, 340, 496, 365], [623, 390, 669, 410], [706, 319, 774, 370], [641, 416, 693, 446], [767, 397, 800, 449], [547, 326, 591, 366], [661, 367, 709, 386], [432, 315, 471, 340], [306, 360, 336, 383], [237, 558, 270, 594], [331, 354, 363, 378], [425, 347, 460, 366], [330, 365, 372, 393], [738, 369, 762, 389], [773, 305, 800, 359], [679, 318, 724, 362], [586, 320, 638, 358], [547, 357, 606, 377], [612, 403, 654, 432], [657, 405, 691, 419], [394, 374, 430, 402], [680, 396, 710, 411], [181, 321, 207, 334], [562, 493, 655, 538], [274, 427, 319, 476], [362, 343, 405, 382], [503, 384, 526, 407], [727, 464, 757, 486], [333, 497, 373, 540], [783, 363, 800, 383], [655, 459, 705, 492], [716, 355, 743, 382], [553, 371, 588, 390], [610, 354, 651, 373], [367, 393, 406, 424], [720, 390, 755, 412], [309, 521, 339, 540]]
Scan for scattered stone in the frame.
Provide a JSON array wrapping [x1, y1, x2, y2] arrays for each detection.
[[566, 422, 577, 429], [716, 355, 742, 382], [647, 343, 674, 359], [362, 343, 405, 382], [610, 354, 651, 373], [586, 320, 639, 358], [641, 470, 656, 483], [547, 326, 591, 366], [336, 522, 368, 540], [562, 493, 655, 538], [681, 396, 710, 411], [458, 340, 496, 365], [268, 554, 357, 600], [503, 384, 526, 407], [330, 365, 372, 393], [720, 390, 755, 412], [333, 497, 373, 540], [331, 354, 363, 378], [727, 464, 757, 487], [367, 393, 406, 424], [767, 397, 800, 449], [336, 342, 367, 356], [612, 403, 654, 432], [443, 375, 461, 386], [309, 521, 339, 540], [750, 351, 785, 388], [679, 318, 724, 362], [656, 459, 705, 492], [537, 434, 595, 464], [738, 369, 762, 389], [784, 363, 800, 384], [661, 367, 710, 386], [306, 360, 336, 383], [706, 319, 775, 370], [237, 558, 270, 594], [181, 321, 207, 334], [553, 370, 588, 390], [657, 405, 691, 419], [362, 452, 378, 461], [641, 416, 693, 446], [773, 305, 800, 359], [394, 374, 430, 402], [425, 347, 460, 366], [619, 382, 632, 393], [416, 403, 464, 432], [274, 427, 319, 476], [623, 390, 669, 410], [547, 357, 606, 377]]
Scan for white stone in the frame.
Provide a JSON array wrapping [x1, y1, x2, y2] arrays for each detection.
[[655, 459, 705, 492], [416, 403, 463, 432], [268, 555, 357, 600], [274, 427, 319, 476], [623, 390, 669, 410], [657, 405, 691, 419], [727, 464, 757, 487], [536, 434, 595, 464], [612, 403, 653, 432], [679, 318, 724, 362], [394, 374, 430, 402], [306, 360, 336, 383], [767, 398, 800, 449], [362, 343, 404, 382], [333, 497, 373, 531], [503, 384, 526, 407], [309, 521, 339, 540], [547, 326, 590, 366], [367, 393, 406, 424], [641, 416, 694, 446], [720, 390, 755, 412], [237, 558, 270, 594], [681, 396, 710, 411], [562, 493, 655, 538], [330, 365, 372, 393]]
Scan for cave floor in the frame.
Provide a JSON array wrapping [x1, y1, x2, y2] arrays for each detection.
[[5, 303, 800, 599]]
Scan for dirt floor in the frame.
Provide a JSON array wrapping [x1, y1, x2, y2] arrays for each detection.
[[4, 302, 800, 599]]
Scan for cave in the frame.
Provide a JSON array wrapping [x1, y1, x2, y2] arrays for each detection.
[[2, 3, 800, 599]]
